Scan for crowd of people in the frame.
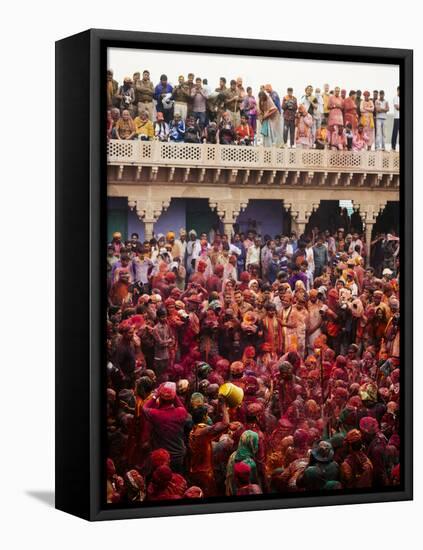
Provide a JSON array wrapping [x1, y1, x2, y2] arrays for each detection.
[[107, 69, 400, 150], [106, 217, 401, 504]]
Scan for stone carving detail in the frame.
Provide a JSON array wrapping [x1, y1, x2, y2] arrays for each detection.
[[209, 200, 249, 222], [128, 198, 170, 223], [284, 200, 321, 234], [127, 197, 170, 240], [353, 201, 387, 224], [284, 201, 320, 224]]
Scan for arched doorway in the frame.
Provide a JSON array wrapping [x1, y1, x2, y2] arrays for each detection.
[[306, 199, 363, 235], [373, 201, 400, 237], [185, 198, 222, 237]]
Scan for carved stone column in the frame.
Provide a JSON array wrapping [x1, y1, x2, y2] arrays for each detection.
[[209, 199, 248, 238], [284, 200, 320, 237], [128, 197, 170, 241]]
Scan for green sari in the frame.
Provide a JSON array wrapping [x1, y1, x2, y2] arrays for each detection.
[[225, 430, 259, 495]]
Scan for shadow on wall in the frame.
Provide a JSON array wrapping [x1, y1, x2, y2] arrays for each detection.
[[26, 490, 55, 508]]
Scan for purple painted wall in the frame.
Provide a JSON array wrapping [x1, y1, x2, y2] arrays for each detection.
[[154, 199, 187, 238], [109, 197, 284, 242], [236, 200, 284, 238], [128, 207, 144, 240]]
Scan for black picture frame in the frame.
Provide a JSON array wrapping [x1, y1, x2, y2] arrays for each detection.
[[55, 28, 413, 521]]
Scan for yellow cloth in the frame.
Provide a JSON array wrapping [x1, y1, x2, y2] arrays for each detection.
[[360, 114, 374, 129], [134, 117, 154, 138], [323, 93, 330, 114], [316, 127, 327, 141]]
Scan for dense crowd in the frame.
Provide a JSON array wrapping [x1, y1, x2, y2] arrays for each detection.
[[106, 217, 401, 503], [107, 69, 400, 150]]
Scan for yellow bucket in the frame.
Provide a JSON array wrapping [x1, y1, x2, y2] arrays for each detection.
[[218, 383, 244, 408]]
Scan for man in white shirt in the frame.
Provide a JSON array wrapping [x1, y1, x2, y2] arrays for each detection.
[[131, 247, 153, 289], [348, 232, 363, 256], [221, 233, 241, 257], [375, 90, 390, 151], [185, 230, 202, 275], [346, 270, 358, 297], [175, 228, 187, 260], [305, 239, 315, 277], [246, 236, 261, 269], [202, 78, 212, 96], [391, 86, 400, 151]]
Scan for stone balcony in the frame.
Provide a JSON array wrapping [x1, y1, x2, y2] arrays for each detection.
[[107, 140, 400, 255], [107, 139, 399, 188]]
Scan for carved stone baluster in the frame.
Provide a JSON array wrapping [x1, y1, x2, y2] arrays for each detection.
[[168, 167, 175, 182], [257, 170, 264, 185], [229, 169, 238, 184], [269, 170, 277, 185]]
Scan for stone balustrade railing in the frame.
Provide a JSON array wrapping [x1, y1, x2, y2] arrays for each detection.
[[107, 139, 399, 174]]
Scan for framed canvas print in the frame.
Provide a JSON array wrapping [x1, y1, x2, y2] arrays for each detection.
[[55, 29, 413, 521]]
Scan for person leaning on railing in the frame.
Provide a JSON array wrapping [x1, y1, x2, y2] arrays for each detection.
[[109, 108, 121, 139], [352, 124, 369, 151], [115, 109, 136, 140], [202, 122, 218, 144], [134, 110, 154, 141], [218, 112, 237, 145], [168, 113, 186, 142], [184, 116, 202, 143], [314, 118, 328, 149], [153, 112, 169, 142], [235, 114, 255, 146]]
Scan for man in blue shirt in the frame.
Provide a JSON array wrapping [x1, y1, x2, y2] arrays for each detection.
[[168, 113, 185, 142], [154, 74, 174, 123]]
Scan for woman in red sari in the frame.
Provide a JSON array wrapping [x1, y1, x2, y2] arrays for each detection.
[[343, 90, 358, 130]]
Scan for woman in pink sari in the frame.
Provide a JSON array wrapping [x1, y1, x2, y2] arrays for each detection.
[[295, 104, 313, 148], [327, 87, 344, 142], [360, 91, 375, 149]]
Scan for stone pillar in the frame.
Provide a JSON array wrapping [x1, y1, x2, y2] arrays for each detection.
[[284, 200, 320, 237], [209, 199, 248, 239], [364, 220, 375, 266], [354, 201, 386, 266], [128, 197, 170, 241], [143, 221, 155, 241]]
